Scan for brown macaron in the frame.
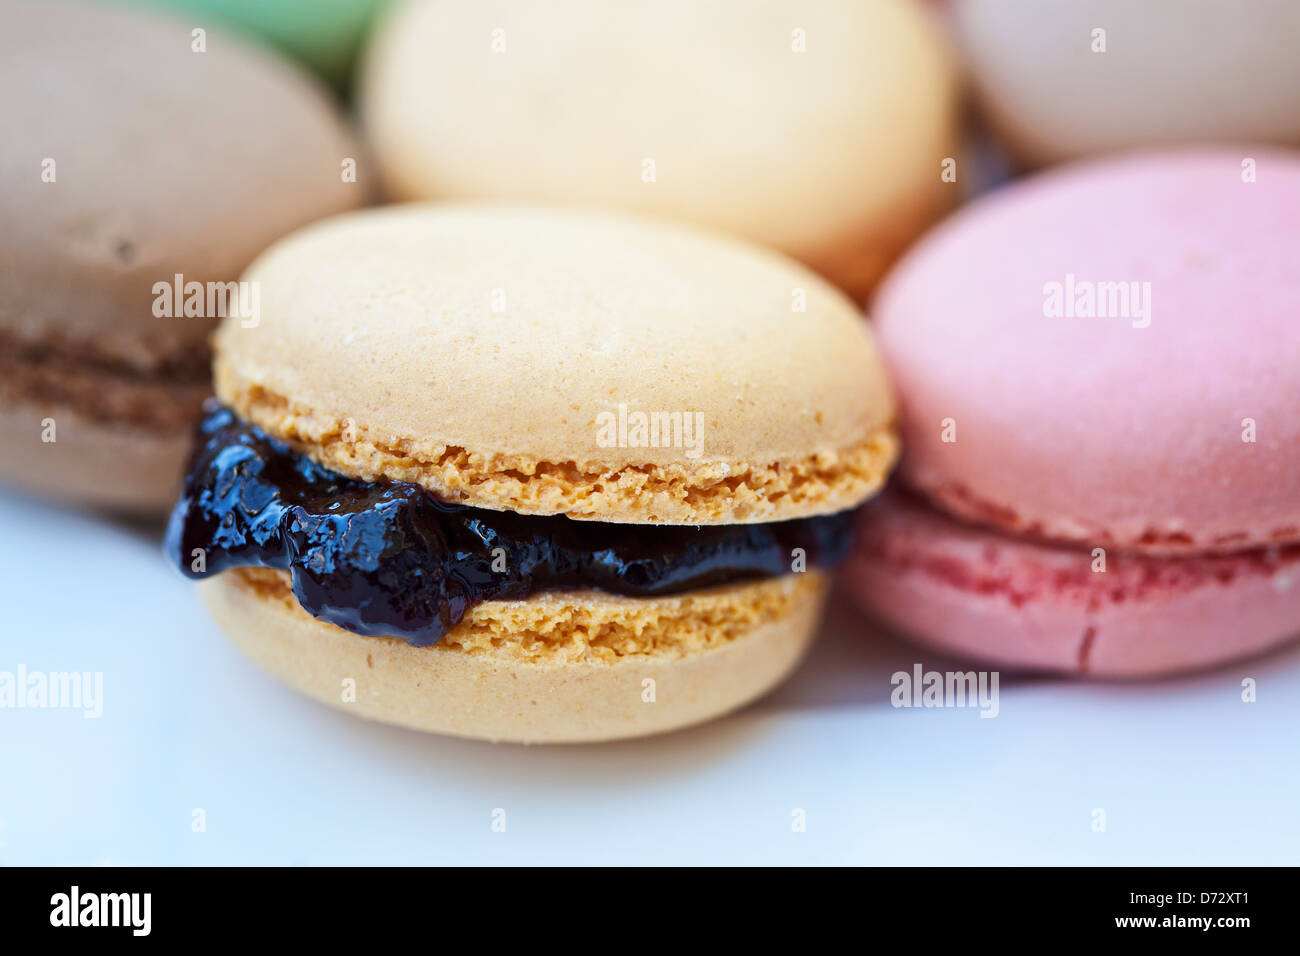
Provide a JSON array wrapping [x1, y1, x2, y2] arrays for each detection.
[[0, 0, 365, 513]]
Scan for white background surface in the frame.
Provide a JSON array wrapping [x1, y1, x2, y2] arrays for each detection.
[[2, 484, 1298, 866]]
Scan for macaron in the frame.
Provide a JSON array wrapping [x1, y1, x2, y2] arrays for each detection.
[[850, 489, 1300, 677], [0, 0, 364, 513], [121, 0, 391, 87], [847, 149, 1300, 676], [359, 0, 958, 299], [166, 205, 899, 742], [953, 0, 1300, 167]]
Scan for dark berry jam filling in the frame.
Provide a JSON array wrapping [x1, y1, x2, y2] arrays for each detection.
[[165, 402, 856, 646]]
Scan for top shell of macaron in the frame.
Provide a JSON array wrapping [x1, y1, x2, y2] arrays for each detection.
[[214, 204, 899, 525], [0, 0, 363, 374], [874, 148, 1300, 555], [954, 0, 1300, 167]]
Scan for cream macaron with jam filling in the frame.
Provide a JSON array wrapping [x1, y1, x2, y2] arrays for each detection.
[[360, 0, 958, 300], [0, 0, 363, 514], [166, 204, 899, 743]]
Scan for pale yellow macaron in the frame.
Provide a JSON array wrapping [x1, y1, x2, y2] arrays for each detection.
[[168, 205, 898, 742], [359, 0, 958, 299]]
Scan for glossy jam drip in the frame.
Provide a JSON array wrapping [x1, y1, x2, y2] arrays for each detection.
[[165, 403, 857, 646]]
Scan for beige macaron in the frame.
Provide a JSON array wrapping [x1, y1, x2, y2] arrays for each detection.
[[197, 204, 898, 742], [359, 0, 958, 300], [953, 0, 1300, 167], [0, 0, 365, 513]]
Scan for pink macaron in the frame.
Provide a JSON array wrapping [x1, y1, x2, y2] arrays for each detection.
[[848, 148, 1300, 676]]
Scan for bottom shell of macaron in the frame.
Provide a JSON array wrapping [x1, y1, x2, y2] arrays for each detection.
[[200, 568, 825, 743], [0, 400, 194, 513], [845, 491, 1300, 679], [0, 344, 209, 514]]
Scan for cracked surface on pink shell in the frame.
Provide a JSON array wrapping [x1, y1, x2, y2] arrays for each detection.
[[845, 491, 1300, 677]]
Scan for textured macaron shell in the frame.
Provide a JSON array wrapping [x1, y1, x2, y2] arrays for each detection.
[[218, 204, 898, 524], [360, 0, 958, 296], [0, 0, 364, 374], [846, 491, 1300, 677], [954, 0, 1300, 166], [873, 149, 1300, 554]]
